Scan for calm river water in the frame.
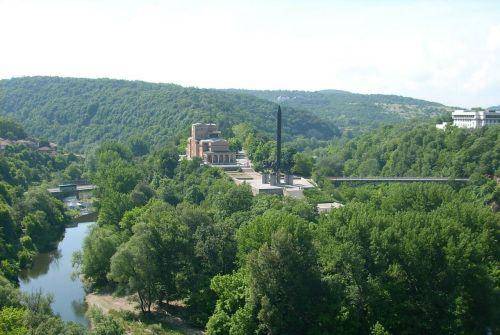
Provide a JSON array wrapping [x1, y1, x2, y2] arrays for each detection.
[[19, 221, 94, 326]]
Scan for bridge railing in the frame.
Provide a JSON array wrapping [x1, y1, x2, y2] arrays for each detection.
[[327, 177, 470, 182]]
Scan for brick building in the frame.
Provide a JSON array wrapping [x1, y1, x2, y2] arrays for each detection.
[[186, 123, 236, 165]]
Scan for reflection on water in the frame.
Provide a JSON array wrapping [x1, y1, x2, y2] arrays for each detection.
[[72, 299, 88, 317], [19, 221, 94, 326], [19, 250, 62, 281]]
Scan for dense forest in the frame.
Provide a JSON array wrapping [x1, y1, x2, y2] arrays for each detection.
[[226, 120, 497, 179], [228, 89, 452, 133], [0, 77, 459, 152], [0, 77, 338, 152], [66, 140, 498, 334], [313, 123, 499, 180]]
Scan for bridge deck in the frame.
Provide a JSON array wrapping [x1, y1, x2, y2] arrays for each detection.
[[328, 177, 469, 182], [47, 185, 97, 194]]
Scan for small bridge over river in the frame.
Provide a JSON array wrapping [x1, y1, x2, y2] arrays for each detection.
[[47, 184, 97, 199], [328, 177, 470, 183]]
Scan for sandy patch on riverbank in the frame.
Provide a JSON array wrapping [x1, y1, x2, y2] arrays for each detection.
[[86, 293, 136, 314], [85, 293, 205, 335]]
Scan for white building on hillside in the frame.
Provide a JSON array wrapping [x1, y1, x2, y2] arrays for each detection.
[[452, 110, 500, 129], [435, 122, 448, 130]]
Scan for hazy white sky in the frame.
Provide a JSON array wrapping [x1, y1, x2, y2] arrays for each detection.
[[1, 0, 499, 107]]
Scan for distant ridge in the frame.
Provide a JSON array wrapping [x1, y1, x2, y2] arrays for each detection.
[[0, 76, 455, 151], [0, 77, 338, 151], [226, 89, 451, 133]]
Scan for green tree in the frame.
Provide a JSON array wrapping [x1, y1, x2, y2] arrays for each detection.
[[206, 272, 255, 335], [236, 209, 311, 260], [16, 188, 69, 251], [128, 135, 150, 157], [183, 207, 239, 325], [315, 193, 498, 334], [0, 276, 21, 308], [77, 225, 123, 287], [184, 185, 204, 205], [0, 117, 26, 140], [0, 202, 19, 265], [87, 308, 124, 335], [21, 211, 51, 251], [371, 322, 390, 335], [357, 158, 380, 176], [248, 229, 323, 335], [109, 206, 190, 313], [292, 152, 314, 177], [94, 159, 142, 196], [206, 181, 253, 218], [281, 147, 297, 174], [155, 178, 181, 206], [153, 147, 179, 178], [130, 182, 155, 206], [97, 191, 134, 227], [0, 307, 27, 335], [64, 163, 83, 181], [108, 234, 160, 313]]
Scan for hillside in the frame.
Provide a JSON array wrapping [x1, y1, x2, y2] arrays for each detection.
[[0, 77, 338, 151], [228, 89, 452, 132], [314, 123, 499, 179]]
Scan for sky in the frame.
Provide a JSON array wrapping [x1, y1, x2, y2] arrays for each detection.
[[1, 0, 499, 107]]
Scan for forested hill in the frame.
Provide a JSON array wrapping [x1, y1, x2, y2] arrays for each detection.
[[0, 77, 338, 151], [314, 123, 499, 179], [227, 89, 452, 132]]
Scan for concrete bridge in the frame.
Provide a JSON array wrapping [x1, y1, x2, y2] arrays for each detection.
[[328, 177, 470, 183], [47, 184, 97, 199]]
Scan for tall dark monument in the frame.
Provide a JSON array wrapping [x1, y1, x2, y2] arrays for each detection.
[[265, 105, 293, 187], [275, 105, 282, 177]]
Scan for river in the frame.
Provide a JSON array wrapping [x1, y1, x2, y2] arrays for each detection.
[[19, 221, 94, 326]]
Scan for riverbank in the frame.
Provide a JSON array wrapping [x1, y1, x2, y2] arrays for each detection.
[[85, 293, 205, 335], [86, 293, 135, 315]]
